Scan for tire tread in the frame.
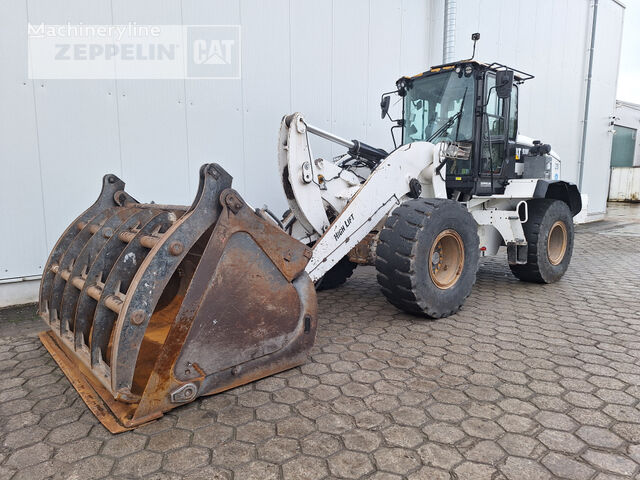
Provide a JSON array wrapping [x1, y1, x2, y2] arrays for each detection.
[[375, 198, 478, 318], [510, 199, 573, 284]]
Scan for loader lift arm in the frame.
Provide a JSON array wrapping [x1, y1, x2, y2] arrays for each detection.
[[278, 113, 447, 281]]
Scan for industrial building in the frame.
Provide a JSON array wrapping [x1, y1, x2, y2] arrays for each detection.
[[609, 100, 640, 201], [0, 0, 625, 306]]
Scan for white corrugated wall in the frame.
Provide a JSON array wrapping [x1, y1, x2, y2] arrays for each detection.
[[0, 0, 430, 286], [0, 0, 624, 305], [426, 0, 624, 219]]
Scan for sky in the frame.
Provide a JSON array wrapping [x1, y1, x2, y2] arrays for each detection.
[[617, 0, 640, 104]]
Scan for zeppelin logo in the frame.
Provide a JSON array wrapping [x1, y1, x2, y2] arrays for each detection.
[[333, 213, 355, 242]]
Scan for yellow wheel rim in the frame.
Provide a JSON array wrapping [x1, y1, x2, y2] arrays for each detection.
[[429, 229, 465, 289], [547, 221, 568, 265]]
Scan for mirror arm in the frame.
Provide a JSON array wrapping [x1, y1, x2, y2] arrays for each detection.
[[380, 89, 403, 149], [390, 121, 405, 150]]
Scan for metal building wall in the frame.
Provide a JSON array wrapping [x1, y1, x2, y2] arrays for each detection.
[[0, 0, 625, 305], [608, 101, 640, 202], [0, 0, 430, 296], [580, 0, 625, 218], [426, 0, 624, 219], [614, 101, 640, 167]]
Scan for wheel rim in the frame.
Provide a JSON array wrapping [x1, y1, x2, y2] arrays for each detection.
[[547, 221, 568, 265], [429, 229, 465, 289]]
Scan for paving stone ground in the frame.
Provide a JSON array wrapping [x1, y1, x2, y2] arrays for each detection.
[[1, 203, 639, 480]]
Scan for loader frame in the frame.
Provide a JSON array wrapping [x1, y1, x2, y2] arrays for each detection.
[[277, 112, 580, 283]]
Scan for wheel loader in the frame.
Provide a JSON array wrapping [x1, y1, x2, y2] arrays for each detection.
[[38, 58, 581, 432]]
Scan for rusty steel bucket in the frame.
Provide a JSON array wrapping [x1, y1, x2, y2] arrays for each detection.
[[38, 164, 317, 432]]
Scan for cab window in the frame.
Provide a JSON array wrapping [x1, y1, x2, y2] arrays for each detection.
[[509, 85, 518, 141], [485, 75, 505, 136], [403, 71, 475, 144], [481, 73, 507, 175]]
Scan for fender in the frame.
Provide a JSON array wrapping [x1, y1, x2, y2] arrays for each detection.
[[533, 180, 582, 216]]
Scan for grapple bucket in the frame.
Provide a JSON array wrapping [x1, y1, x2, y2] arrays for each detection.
[[38, 164, 317, 432]]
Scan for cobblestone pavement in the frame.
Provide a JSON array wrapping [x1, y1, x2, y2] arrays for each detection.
[[1, 206, 640, 480]]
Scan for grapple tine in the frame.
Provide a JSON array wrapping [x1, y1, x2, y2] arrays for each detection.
[[89, 210, 176, 368], [72, 209, 160, 351], [39, 174, 134, 318], [39, 163, 319, 432], [48, 208, 119, 332], [110, 164, 233, 399], [58, 207, 142, 341]]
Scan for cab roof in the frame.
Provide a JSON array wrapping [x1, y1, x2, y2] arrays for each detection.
[[406, 60, 534, 83]]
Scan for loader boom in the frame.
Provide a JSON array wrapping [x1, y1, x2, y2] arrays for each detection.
[[306, 141, 442, 281], [278, 113, 447, 281]]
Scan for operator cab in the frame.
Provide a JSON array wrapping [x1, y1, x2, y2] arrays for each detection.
[[382, 60, 537, 198]]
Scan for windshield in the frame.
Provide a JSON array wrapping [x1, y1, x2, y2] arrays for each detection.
[[403, 71, 475, 145]]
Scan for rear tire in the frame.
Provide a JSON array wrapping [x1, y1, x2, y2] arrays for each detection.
[[315, 256, 357, 291], [375, 198, 479, 318], [510, 199, 574, 283]]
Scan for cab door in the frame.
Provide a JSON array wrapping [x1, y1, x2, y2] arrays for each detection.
[[475, 72, 517, 195]]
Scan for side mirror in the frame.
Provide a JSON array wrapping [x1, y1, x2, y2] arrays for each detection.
[[380, 95, 391, 119], [496, 70, 514, 98]]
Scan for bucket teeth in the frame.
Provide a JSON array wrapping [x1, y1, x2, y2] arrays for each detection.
[[39, 163, 318, 432]]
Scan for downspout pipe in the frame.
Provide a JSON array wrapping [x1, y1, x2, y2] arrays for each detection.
[[578, 0, 598, 189], [443, 0, 456, 63]]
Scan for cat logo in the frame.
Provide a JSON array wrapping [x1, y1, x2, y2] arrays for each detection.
[[193, 39, 235, 65]]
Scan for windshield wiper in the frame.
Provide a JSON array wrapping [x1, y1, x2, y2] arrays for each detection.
[[427, 86, 468, 143], [454, 86, 469, 142]]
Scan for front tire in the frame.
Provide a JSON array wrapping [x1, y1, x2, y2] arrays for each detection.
[[375, 199, 479, 318], [510, 199, 574, 283], [315, 256, 357, 291]]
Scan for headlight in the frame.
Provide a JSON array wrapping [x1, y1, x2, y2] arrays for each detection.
[[396, 77, 411, 97], [464, 65, 473, 76]]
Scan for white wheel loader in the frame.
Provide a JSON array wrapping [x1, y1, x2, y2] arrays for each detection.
[[38, 57, 581, 431], [278, 61, 580, 315]]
